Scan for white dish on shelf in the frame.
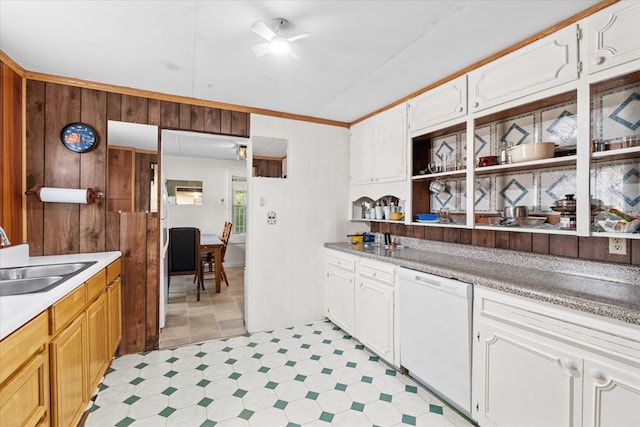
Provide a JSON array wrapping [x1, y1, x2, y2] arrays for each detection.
[[417, 219, 440, 223], [510, 142, 555, 163]]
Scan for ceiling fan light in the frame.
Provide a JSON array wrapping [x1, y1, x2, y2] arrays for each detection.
[[269, 36, 289, 55]]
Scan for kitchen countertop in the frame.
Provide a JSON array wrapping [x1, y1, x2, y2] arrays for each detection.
[[0, 249, 121, 340], [325, 237, 640, 325]]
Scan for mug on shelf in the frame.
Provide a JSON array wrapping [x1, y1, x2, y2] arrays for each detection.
[[429, 178, 446, 193]]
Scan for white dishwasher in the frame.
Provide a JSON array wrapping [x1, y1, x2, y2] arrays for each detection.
[[399, 267, 473, 417]]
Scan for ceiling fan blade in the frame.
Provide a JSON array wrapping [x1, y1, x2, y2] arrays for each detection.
[[251, 42, 272, 58], [288, 49, 300, 60], [286, 32, 310, 42], [251, 21, 275, 41]]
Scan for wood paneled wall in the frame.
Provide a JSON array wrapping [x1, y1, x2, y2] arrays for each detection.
[[23, 80, 249, 353], [135, 152, 157, 212], [26, 81, 249, 255], [253, 158, 283, 178], [371, 223, 640, 266], [1, 62, 23, 245], [106, 212, 158, 354]]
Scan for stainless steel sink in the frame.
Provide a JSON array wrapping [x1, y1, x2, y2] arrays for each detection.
[[0, 261, 96, 296], [0, 276, 65, 296], [0, 262, 94, 280]]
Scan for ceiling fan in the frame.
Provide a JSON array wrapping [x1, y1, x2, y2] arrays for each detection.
[[250, 18, 310, 59]]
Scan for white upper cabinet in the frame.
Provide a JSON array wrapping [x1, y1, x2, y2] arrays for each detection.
[[408, 75, 467, 133], [374, 103, 407, 183], [585, 1, 640, 75], [468, 25, 579, 113], [349, 119, 375, 185], [349, 103, 407, 186]]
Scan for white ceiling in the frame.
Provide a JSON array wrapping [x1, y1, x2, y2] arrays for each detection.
[[0, 0, 599, 124]]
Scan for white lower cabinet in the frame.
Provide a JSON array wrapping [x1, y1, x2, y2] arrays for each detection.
[[324, 249, 398, 366], [355, 258, 396, 365], [474, 321, 583, 426], [324, 250, 356, 335], [473, 288, 640, 427], [582, 358, 640, 427]]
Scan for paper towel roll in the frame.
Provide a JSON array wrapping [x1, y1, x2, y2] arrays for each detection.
[[29, 187, 104, 204], [38, 187, 91, 203]]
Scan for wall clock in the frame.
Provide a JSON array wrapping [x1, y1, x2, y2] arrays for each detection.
[[60, 122, 98, 153]]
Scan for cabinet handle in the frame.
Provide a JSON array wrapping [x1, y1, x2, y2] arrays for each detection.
[[594, 55, 606, 65], [590, 369, 607, 383], [372, 272, 377, 277], [457, 106, 464, 112], [560, 359, 578, 373], [473, 101, 479, 108]]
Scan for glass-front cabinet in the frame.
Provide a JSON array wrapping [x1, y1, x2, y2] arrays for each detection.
[[353, 1, 640, 239]]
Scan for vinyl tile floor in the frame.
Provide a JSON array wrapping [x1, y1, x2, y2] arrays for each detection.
[[87, 321, 474, 427], [159, 267, 247, 349]]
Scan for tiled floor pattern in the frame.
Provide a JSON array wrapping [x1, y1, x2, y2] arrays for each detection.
[[88, 321, 474, 427], [160, 267, 246, 349]]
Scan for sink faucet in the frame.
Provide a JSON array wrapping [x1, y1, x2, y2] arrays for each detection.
[[0, 226, 10, 247]]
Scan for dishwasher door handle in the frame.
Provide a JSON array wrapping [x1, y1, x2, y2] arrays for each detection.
[[414, 275, 443, 287]]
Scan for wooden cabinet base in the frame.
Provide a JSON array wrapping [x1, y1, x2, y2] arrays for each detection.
[[0, 349, 49, 426], [50, 314, 88, 427]]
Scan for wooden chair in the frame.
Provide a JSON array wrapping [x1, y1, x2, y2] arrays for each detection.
[[168, 227, 203, 300], [201, 222, 232, 287]]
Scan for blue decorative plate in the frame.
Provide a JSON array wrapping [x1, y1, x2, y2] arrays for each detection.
[[60, 122, 98, 153]]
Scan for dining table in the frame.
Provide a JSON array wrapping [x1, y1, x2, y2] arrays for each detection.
[[200, 234, 224, 293]]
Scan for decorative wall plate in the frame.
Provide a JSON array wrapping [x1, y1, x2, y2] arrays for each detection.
[[60, 122, 98, 153]]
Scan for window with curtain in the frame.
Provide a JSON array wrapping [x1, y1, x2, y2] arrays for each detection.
[[232, 176, 247, 234]]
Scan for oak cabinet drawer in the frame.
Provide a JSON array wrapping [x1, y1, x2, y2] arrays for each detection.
[[107, 259, 121, 284], [86, 269, 106, 303], [0, 311, 49, 385], [49, 284, 86, 335]]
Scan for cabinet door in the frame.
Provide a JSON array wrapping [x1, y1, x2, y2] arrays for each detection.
[[474, 321, 582, 427], [469, 25, 579, 112], [349, 119, 375, 185], [0, 349, 49, 426], [586, 1, 640, 75], [355, 276, 394, 363], [325, 264, 355, 334], [409, 75, 467, 132], [50, 314, 87, 427], [374, 103, 407, 183], [108, 277, 122, 356], [87, 292, 109, 394], [583, 358, 640, 427]]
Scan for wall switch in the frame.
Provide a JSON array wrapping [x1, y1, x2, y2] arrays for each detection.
[[609, 237, 627, 255]]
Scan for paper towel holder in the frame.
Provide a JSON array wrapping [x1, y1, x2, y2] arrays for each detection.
[[25, 186, 105, 204]]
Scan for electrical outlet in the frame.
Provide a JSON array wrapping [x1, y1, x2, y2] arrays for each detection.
[[609, 237, 627, 255]]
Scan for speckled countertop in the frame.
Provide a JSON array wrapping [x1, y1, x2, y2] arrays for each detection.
[[325, 236, 640, 325]]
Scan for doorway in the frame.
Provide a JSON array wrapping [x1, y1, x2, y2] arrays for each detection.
[[158, 267, 245, 348], [159, 129, 249, 340]]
